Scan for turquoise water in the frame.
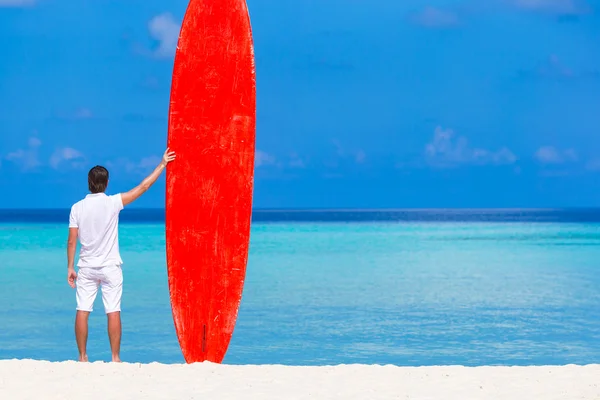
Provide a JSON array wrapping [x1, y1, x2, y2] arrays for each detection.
[[1, 217, 600, 365]]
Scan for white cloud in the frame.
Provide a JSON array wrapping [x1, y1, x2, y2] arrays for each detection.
[[534, 146, 577, 164], [511, 0, 590, 15], [330, 140, 366, 165], [538, 55, 573, 78], [28, 137, 41, 147], [0, 0, 35, 7], [50, 147, 85, 170], [519, 55, 597, 82], [73, 108, 93, 119], [425, 126, 517, 167], [586, 159, 600, 171], [289, 153, 306, 168], [331, 139, 344, 156], [412, 7, 459, 28], [137, 156, 162, 170], [148, 13, 180, 58], [106, 156, 163, 175], [54, 107, 94, 120], [255, 150, 276, 167], [534, 146, 562, 163], [355, 150, 366, 164], [6, 137, 42, 171], [6, 150, 26, 161]]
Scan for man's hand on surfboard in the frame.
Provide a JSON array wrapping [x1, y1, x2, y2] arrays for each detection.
[[161, 148, 176, 167]]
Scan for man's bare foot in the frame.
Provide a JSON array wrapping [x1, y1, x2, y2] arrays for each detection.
[[78, 355, 89, 362], [112, 356, 121, 363]]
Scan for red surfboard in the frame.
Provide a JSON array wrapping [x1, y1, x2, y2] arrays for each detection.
[[165, 0, 256, 364]]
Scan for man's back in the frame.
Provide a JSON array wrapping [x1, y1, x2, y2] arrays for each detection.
[[69, 193, 124, 268], [67, 150, 175, 363]]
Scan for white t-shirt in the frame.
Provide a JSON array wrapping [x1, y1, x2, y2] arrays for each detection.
[[69, 193, 124, 268]]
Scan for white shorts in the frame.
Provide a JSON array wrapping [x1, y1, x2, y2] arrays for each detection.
[[76, 265, 123, 314]]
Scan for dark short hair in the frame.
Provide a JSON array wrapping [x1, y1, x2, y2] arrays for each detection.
[[88, 166, 109, 193]]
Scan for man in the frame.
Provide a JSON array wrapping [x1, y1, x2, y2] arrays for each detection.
[[67, 148, 176, 362]]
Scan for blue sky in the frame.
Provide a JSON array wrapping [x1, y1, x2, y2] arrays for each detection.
[[1, 0, 599, 208]]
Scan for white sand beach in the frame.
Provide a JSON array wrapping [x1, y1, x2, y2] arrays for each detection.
[[0, 361, 599, 399]]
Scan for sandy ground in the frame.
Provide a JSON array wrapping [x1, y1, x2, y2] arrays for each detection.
[[1, 360, 599, 399]]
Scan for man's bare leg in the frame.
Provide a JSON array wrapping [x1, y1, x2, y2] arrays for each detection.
[[107, 311, 121, 362], [75, 311, 90, 362]]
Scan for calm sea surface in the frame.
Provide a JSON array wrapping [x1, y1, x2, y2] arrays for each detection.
[[1, 209, 600, 365]]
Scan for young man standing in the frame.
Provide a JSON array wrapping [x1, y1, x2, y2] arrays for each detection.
[[67, 148, 176, 362]]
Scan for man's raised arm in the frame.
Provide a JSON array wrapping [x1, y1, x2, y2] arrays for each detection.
[[121, 148, 176, 207]]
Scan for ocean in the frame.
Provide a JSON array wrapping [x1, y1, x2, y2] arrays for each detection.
[[1, 209, 600, 366]]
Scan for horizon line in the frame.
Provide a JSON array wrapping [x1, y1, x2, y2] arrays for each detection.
[[1, 207, 600, 212]]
